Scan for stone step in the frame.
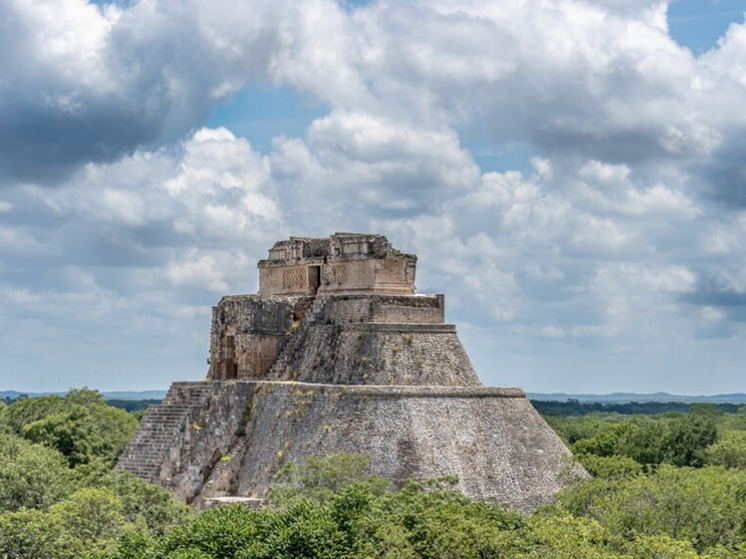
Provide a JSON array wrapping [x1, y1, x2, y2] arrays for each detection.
[[120, 458, 164, 465], [121, 465, 159, 473], [141, 412, 191, 420], [266, 294, 333, 377], [120, 464, 162, 471], [140, 411, 191, 420], [119, 457, 165, 467], [120, 448, 169, 456], [117, 380, 215, 484], [120, 461, 163, 468], [131, 433, 182, 440], [140, 417, 189, 424], [123, 447, 175, 455], [162, 384, 214, 406], [146, 404, 194, 411], [139, 417, 189, 425], [139, 418, 188, 425], [121, 446, 171, 454]]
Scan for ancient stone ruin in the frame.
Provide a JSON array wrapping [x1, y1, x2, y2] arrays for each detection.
[[118, 233, 579, 511]]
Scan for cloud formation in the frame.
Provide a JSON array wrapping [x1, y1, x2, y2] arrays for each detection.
[[2, 0, 746, 393]]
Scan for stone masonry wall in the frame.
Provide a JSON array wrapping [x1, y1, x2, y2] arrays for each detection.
[[232, 382, 577, 511], [208, 295, 311, 380], [320, 294, 444, 325], [259, 258, 416, 296], [121, 381, 580, 512], [267, 323, 481, 386]]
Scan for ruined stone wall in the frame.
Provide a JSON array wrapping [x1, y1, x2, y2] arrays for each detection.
[[208, 295, 311, 380], [318, 257, 416, 295], [232, 382, 577, 511], [259, 258, 416, 296], [208, 293, 447, 381], [268, 323, 480, 386], [122, 381, 579, 512], [319, 294, 444, 324]]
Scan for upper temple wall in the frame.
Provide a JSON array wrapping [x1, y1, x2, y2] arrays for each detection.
[[206, 295, 312, 381], [258, 233, 417, 296]]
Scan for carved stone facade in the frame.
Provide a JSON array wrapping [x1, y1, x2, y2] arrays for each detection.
[[119, 233, 583, 511], [258, 233, 417, 296]]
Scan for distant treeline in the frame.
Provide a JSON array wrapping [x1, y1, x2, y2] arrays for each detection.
[[531, 399, 744, 416], [105, 399, 162, 412], [5, 395, 743, 416], [2, 396, 161, 412]]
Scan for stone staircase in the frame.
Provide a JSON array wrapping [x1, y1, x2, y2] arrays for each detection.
[[307, 293, 331, 323], [117, 382, 213, 483], [267, 294, 331, 378]]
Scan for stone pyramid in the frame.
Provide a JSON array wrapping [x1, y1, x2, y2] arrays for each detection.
[[118, 233, 579, 511]]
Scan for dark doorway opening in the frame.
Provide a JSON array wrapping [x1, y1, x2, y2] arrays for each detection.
[[309, 265, 321, 294], [225, 335, 238, 379]]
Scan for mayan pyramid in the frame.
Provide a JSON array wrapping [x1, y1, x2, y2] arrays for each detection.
[[118, 233, 579, 511]]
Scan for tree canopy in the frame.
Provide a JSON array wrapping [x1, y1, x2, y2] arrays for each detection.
[[1, 392, 746, 558]]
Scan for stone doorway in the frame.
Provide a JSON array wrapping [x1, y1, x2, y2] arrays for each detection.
[[224, 335, 238, 379], [308, 265, 321, 294]]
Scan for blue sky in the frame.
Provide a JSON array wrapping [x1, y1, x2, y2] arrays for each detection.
[[1, 0, 746, 394], [669, 0, 746, 52]]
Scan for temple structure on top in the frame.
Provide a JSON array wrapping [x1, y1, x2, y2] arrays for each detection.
[[258, 233, 417, 296], [118, 233, 582, 511], [206, 233, 455, 383]]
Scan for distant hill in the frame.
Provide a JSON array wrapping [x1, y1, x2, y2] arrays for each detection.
[[101, 390, 168, 400], [528, 392, 746, 404], [4, 389, 744, 405], [1, 389, 167, 401]]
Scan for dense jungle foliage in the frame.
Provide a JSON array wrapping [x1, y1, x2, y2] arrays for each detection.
[[531, 399, 743, 416], [1, 390, 745, 558]]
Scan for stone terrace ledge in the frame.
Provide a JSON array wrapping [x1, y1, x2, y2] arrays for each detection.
[[341, 323, 456, 333], [170, 380, 525, 399]]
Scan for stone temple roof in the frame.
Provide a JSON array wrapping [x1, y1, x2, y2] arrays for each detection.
[[259, 233, 415, 264]]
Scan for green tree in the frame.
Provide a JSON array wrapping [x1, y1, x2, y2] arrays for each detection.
[[690, 403, 725, 418], [18, 388, 138, 466], [0, 433, 73, 512], [0, 394, 66, 434], [380, 479, 523, 559], [663, 414, 717, 467], [623, 534, 700, 559], [159, 505, 265, 559], [0, 488, 131, 559], [564, 465, 746, 552], [571, 414, 718, 469], [705, 430, 746, 470], [518, 511, 615, 559], [268, 452, 390, 505], [0, 508, 70, 559], [48, 487, 127, 557], [104, 471, 191, 535]]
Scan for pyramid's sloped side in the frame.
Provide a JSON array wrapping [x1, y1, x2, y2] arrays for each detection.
[[268, 323, 481, 386], [229, 382, 577, 511], [123, 381, 580, 511]]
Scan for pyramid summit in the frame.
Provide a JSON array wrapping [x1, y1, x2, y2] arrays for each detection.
[[118, 233, 580, 510]]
